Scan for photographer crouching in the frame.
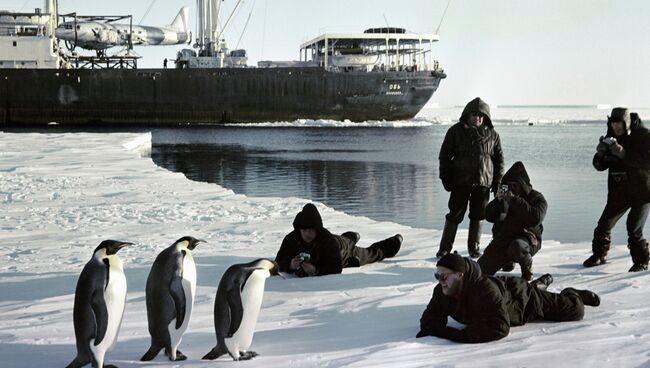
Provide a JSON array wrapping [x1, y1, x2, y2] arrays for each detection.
[[477, 161, 548, 280], [584, 108, 650, 272]]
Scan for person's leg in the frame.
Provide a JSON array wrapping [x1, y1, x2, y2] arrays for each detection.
[[467, 187, 490, 258], [356, 234, 403, 266], [584, 198, 629, 267], [438, 188, 471, 257], [477, 239, 510, 276], [506, 237, 534, 280], [627, 202, 650, 271], [536, 288, 585, 322]]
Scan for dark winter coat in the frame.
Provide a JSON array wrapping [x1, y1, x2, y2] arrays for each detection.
[[439, 97, 504, 191], [275, 203, 350, 276], [485, 162, 547, 243], [418, 258, 546, 343], [593, 111, 650, 203]]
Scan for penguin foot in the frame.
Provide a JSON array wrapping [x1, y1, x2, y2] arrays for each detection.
[[238, 351, 258, 360], [173, 350, 187, 361], [140, 345, 162, 361], [103, 365, 118, 368], [202, 346, 226, 360]]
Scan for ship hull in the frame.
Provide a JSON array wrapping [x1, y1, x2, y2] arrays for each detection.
[[0, 67, 442, 125]]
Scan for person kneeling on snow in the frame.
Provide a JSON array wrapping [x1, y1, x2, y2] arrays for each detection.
[[477, 161, 547, 280], [416, 253, 600, 343], [275, 203, 402, 277]]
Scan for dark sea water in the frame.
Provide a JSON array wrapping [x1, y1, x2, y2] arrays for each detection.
[[150, 106, 650, 244]]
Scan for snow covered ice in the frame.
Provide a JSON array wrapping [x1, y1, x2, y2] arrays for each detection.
[[1, 132, 650, 367]]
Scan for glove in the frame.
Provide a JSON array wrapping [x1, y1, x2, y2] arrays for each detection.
[[596, 142, 609, 155], [610, 143, 625, 159], [441, 179, 454, 192], [491, 182, 500, 195]]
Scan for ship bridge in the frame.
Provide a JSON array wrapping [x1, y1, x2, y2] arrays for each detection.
[[299, 27, 441, 72]]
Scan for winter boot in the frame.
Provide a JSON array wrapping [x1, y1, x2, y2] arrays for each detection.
[[520, 262, 533, 281], [530, 273, 553, 291], [628, 239, 649, 272], [501, 262, 516, 272], [437, 220, 458, 258], [341, 231, 361, 246], [467, 219, 483, 259], [562, 288, 601, 307], [382, 234, 403, 259], [583, 233, 611, 268]]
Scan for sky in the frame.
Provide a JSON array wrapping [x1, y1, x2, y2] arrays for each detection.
[[4, 0, 650, 107]]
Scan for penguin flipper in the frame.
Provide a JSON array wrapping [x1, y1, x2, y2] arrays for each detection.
[[169, 274, 187, 329], [226, 286, 244, 337], [90, 289, 109, 345]]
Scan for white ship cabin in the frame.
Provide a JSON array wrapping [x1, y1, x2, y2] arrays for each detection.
[[0, 8, 61, 69], [295, 27, 441, 72]]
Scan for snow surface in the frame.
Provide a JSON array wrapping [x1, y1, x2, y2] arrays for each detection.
[[1, 132, 650, 367]]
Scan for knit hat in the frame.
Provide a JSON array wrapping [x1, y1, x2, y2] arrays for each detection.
[[292, 203, 323, 230], [436, 253, 466, 273]]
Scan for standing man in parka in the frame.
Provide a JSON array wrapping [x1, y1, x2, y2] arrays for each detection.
[[438, 97, 504, 259], [583, 108, 650, 272], [416, 254, 600, 343]]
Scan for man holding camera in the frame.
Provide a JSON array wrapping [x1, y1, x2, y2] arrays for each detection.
[[477, 161, 547, 280], [275, 203, 402, 277], [583, 108, 650, 272], [438, 97, 504, 259]]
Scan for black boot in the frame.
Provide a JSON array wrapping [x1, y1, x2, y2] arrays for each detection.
[[437, 220, 458, 258], [467, 219, 483, 259], [583, 233, 610, 268], [530, 273, 553, 291], [628, 239, 649, 272], [520, 253, 534, 281], [562, 287, 601, 307], [382, 234, 402, 259]]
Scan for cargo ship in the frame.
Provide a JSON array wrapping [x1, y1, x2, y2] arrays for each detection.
[[0, 1, 445, 126]]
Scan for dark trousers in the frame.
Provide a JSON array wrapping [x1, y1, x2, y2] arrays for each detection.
[[536, 288, 584, 322], [594, 197, 650, 244], [446, 186, 490, 224], [478, 237, 540, 275]]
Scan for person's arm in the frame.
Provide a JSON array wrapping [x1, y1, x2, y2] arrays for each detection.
[[485, 196, 508, 223], [275, 233, 299, 274], [439, 127, 456, 191], [624, 130, 650, 169], [507, 191, 547, 228], [417, 285, 451, 337], [490, 133, 505, 194]]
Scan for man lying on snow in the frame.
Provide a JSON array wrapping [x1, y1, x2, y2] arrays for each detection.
[[416, 253, 600, 343], [275, 203, 402, 277]]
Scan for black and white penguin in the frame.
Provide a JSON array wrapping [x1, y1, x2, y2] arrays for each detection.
[[141, 236, 204, 361], [66, 240, 131, 368], [203, 258, 280, 361]]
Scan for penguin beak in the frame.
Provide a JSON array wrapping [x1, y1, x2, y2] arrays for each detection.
[[118, 242, 132, 251], [189, 239, 205, 250]]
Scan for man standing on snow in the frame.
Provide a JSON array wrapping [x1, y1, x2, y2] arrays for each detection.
[[438, 97, 504, 259], [477, 161, 547, 280], [583, 108, 650, 272], [416, 253, 600, 343], [275, 203, 402, 277]]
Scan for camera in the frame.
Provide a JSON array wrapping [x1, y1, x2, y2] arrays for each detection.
[[600, 136, 617, 146], [499, 184, 509, 194], [298, 252, 311, 262]]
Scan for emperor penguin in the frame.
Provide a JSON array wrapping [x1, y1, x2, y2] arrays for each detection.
[[140, 236, 204, 361], [66, 240, 131, 368], [203, 258, 280, 361]]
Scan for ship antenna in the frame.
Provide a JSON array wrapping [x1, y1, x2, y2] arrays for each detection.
[[139, 0, 159, 25], [382, 13, 390, 28], [435, 0, 453, 34], [236, 0, 255, 49]]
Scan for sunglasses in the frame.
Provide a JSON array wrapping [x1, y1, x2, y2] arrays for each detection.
[[434, 272, 454, 281]]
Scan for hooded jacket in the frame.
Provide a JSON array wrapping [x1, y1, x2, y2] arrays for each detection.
[[419, 257, 546, 343], [439, 97, 504, 190], [275, 204, 346, 276], [593, 109, 650, 202], [485, 162, 547, 242]]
